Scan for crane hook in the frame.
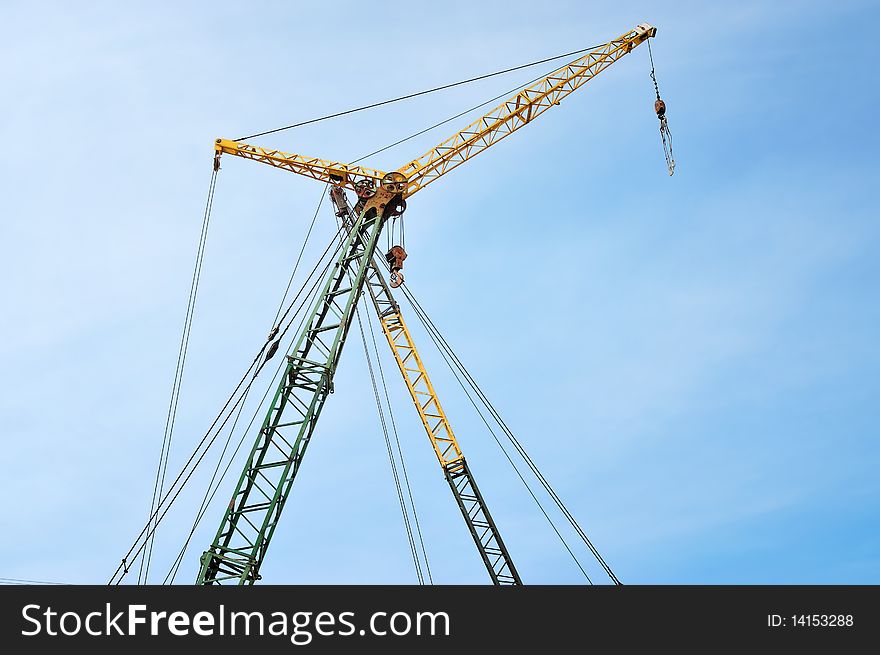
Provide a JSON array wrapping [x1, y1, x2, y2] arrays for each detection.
[[647, 39, 674, 176], [656, 99, 674, 176], [655, 98, 666, 119], [385, 245, 407, 288]]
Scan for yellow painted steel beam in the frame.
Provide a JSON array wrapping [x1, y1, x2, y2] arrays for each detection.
[[397, 23, 656, 196], [378, 309, 464, 471], [213, 23, 656, 200], [214, 138, 387, 192]]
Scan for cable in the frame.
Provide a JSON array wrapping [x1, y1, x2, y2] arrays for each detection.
[[162, 200, 350, 583], [111, 367, 255, 585], [0, 577, 68, 585], [413, 287, 620, 583], [398, 285, 593, 583], [271, 185, 328, 326], [330, 184, 592, 582], [364, 310, 433, 584], [337, 194, 433, 582], [160, 209, 349, 584], [647, 38, 675, 176], [400, 283, 620, 584], [647, 38, 661, 101], [348, 68, 552, 166], [403, 285, 614, 582], [114, 235, 341, 586], [330, 201, 432, 584], [140, 167, 217, 584], [355, 305, 425, 584], [235, 43, 604, 142], [163, 217, 346, 584]]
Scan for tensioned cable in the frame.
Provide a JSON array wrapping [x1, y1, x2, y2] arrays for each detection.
[[112, 362, 256, 584], [418, 304, 620, 583], [165, 296, 328, 584], [178, 186, 334, 570], [400, 284, 621, 584], [141, 166, 218, 585], [0, 576, 68, 585], [327, 203, 431, 583], [114, 239, 339, 586], [332, 198, 434, 583], [397, 284, 593, 583], [164, 216, 347, 583], [271, 185, 328, 327], [146, 39, 610, 583], [403, 287, 615, 581], [124, 270, 322, 587], [355, 305, 425, 584], [235, 43, 604, 141], [363, 309, 433, 584], [348, 68, 552, 166], [164, 383, 253, 583], [338, 57, 623, 582]]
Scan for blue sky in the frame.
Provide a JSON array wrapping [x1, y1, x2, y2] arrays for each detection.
[[1, 0, 877, 585]]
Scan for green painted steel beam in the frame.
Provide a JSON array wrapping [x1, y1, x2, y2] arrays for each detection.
[[197, 194, 391, 585]]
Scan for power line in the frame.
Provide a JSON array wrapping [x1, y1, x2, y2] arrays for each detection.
[[235, 43, 603, 142]]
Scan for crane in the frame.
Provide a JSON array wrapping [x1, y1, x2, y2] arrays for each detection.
[[196, 22, 658, 585]]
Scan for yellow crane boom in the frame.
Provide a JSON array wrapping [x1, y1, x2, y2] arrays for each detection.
[[214, 23, 656, 197]]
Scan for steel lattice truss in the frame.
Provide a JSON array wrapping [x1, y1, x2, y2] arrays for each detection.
[[197, 191, 392, 584], [197, 23, 656, 584], [214, 24, 656, 198]]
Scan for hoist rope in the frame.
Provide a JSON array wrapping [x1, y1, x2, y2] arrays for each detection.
[[647, 38, 675, 176], [140, 167, 218, 584], [235, 43, 605, 142], [647, 38, 661, 102], [399, 283, 621, 584]]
